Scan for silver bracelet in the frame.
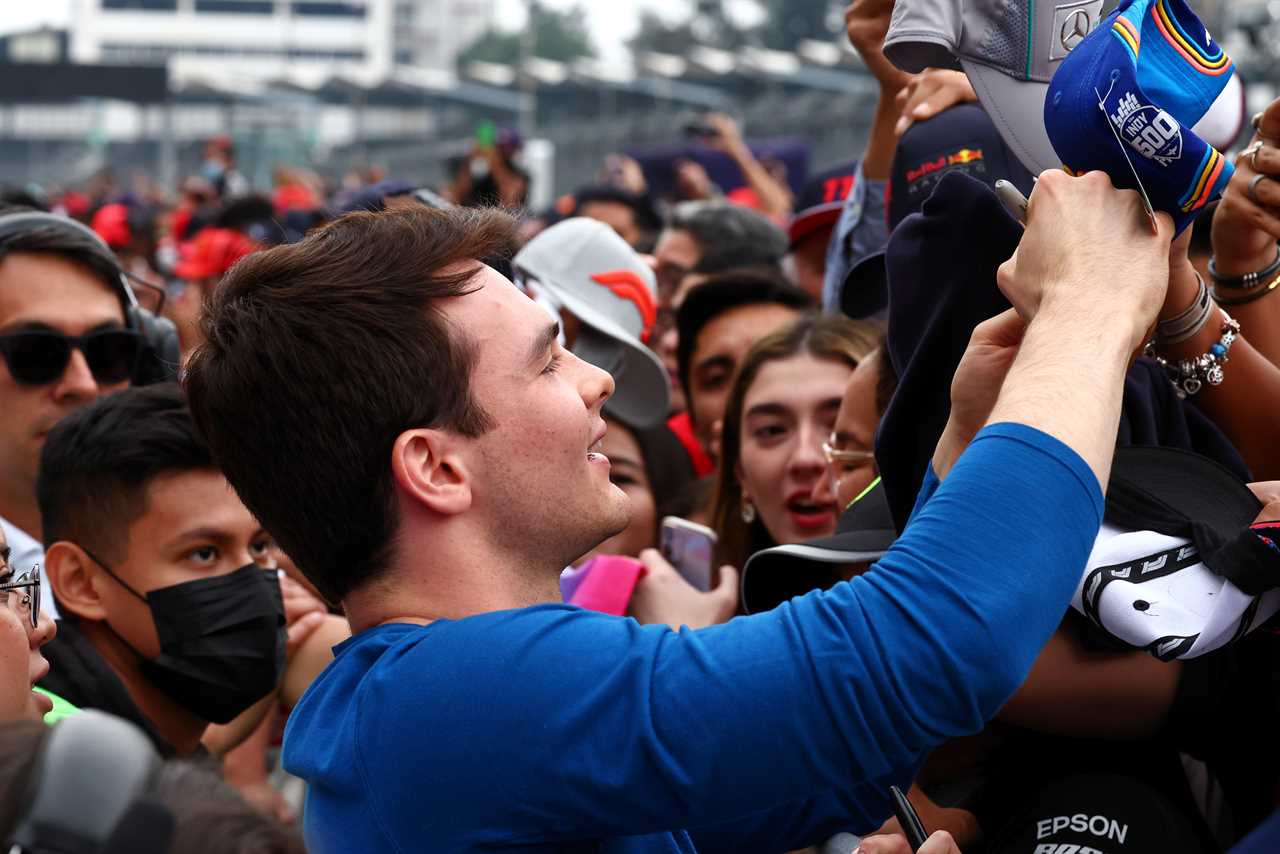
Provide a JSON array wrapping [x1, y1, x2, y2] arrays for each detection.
[[1157, 274, 1213, 344], [1145, 309, 1240, 398]]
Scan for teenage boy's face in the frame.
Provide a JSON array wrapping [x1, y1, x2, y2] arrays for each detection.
[[688, 302, 800, 458], [87, 469, 275, 660], [445, 265, 630, 568]]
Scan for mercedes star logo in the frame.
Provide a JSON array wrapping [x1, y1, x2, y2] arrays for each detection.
[[1061, 9, 1093, 51]]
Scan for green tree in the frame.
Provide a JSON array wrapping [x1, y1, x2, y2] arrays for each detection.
[[753, 0, 843, 51], [456, 3, 596, 71], [628, 10, 701, 56], [627, 1, 747, 55]]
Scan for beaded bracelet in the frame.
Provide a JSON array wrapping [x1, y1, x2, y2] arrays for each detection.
[[1145, 310, 1240, 398], [1209, 245, 1280, 290]]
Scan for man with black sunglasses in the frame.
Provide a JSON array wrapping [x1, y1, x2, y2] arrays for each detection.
[[0, 204, 142, 616]]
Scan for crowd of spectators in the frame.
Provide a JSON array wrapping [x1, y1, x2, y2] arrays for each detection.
[[1, 0, 1280, 852]]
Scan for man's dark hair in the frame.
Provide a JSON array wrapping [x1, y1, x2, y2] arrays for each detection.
[[666, 201, 789, 274], [674, 270, 814, 406], [572, 186, 662, 234], [0, 203, 124, 300], [37, 383, 213, 563], [184, 207, 519, 603]]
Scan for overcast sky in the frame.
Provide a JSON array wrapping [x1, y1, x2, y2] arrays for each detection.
[[0, 1, 737, 55]]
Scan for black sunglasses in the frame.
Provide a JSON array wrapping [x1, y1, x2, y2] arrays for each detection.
[[0, 328, 142, 387]]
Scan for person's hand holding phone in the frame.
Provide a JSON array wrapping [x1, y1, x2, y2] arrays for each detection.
[[628, 549, 738, 631]]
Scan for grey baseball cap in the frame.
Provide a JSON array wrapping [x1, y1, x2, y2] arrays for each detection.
[[884, 0, 1105, 176], [514, 218, 670, 427]]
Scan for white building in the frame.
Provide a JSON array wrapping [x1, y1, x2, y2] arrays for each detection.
[[68, 0, 497, 85], [392, 0, 496, 71]]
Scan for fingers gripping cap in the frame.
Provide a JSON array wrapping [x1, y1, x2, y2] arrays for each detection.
[[1045, 0, 1241, 235]]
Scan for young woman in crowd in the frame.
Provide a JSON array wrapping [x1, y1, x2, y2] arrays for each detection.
[[709, 313, 879, 571]]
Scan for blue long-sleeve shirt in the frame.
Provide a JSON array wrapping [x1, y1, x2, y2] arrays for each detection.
[[283, 423, 1103, 852]]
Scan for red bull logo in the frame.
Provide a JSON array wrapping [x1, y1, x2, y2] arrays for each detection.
[[905, 147, 986, 183], [948, 148, 984, 165]]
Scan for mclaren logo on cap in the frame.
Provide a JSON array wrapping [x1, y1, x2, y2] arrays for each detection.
[[1050, 1, 1101, 61], [589, 271, 657, 343]]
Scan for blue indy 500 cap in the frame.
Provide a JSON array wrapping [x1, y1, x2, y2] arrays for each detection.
[[1044, 0, 1243, 235]]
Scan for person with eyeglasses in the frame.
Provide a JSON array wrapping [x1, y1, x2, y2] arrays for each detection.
[[0, 526, 57, 724], [0, 203, 146, 618], [814, 345, 895, 514]]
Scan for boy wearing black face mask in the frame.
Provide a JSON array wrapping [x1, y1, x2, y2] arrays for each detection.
[[33, 383, 345, 756]]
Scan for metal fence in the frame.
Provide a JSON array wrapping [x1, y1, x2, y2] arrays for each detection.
[[334, 83, 881, 199]]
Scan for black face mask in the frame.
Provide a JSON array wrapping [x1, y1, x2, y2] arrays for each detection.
[[85, 553, 286, 724]]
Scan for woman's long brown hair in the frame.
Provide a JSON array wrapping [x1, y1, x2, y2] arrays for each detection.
[[709, 312, 880, 571]]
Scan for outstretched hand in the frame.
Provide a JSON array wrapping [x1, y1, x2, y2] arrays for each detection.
[[1249, 482, 1280, 524], [997, 170, 1172, 342], [845, 0, 912, 92], [894, 70, 977, 136], [629, 549, 738, 631], [1212, 96, 1280, 276], [932, 309, 1026, 479]]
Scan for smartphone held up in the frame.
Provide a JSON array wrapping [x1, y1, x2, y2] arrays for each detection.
[[659, 517, 717, 593]]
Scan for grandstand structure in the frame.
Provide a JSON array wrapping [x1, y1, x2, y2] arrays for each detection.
[[0, 0, 1273, 194]]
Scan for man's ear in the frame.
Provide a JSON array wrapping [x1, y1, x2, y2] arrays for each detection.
[[44, 542, 109, 621], [390, 428, 472, 517]]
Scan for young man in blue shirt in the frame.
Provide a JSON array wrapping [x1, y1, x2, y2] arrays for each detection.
[[183, 173, 1173, 853]]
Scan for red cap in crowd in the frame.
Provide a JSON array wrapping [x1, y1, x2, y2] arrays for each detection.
[[173, 227, 257, 281], [91, 203, 132, 250]]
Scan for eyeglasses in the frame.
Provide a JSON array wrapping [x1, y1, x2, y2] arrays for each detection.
[[0, 568, 40, 630], [0, 328, 143, 387], [822, 435, 876, 493]]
